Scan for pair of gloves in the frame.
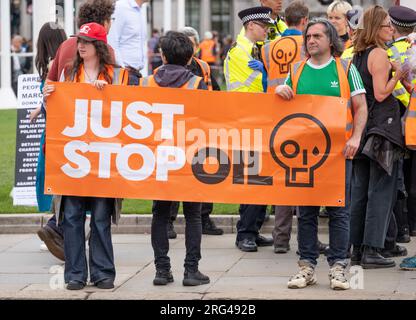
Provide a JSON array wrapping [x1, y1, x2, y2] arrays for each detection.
[[248, 60, 267, 93]]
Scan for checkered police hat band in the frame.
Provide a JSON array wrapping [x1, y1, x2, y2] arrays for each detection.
[[242, 13, 270, 24], [391, 16, 416, 28]]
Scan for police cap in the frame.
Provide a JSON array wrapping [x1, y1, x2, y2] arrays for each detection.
[[388, 6, 416, 29], [238, 6, 274, 25]]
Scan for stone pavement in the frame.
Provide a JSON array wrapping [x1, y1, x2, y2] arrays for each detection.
[[0, 232, 415, 300]]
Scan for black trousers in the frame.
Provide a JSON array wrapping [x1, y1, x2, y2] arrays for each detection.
[[152, 200, 202, 272], [169, 202, 213, 222], [350, 158, 399, 249], [236, 205, 267, 242], [404, 151, 416, 232]]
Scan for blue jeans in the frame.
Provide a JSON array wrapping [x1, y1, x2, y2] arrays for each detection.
[[62, 196, 115, 284], [297, 160, 352, 267]]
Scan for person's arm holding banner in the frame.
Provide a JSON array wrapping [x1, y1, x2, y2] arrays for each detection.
[[343, 93, 367, 158]]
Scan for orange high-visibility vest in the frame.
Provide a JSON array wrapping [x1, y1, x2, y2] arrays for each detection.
[[68, 64, 129, 85], [261, 35, 305, 93], [290, 57, 353, 140], [405, 87, 416, 150], [199, 39, 216, 64], [194, 58, 213, 91], [140, 74, 203, 89]]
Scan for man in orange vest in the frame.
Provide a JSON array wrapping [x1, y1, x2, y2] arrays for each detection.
[[262, 0, 309, 93], [140, 31, 210, 287], [198, 31, 217, 66], [262, 1, 309, 254], [276, 18, 368, 290]]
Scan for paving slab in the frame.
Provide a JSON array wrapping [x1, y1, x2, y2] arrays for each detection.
[[0, 233, 414, 300]]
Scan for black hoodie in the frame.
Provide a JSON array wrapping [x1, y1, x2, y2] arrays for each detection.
[[152, 64, 207, 89]]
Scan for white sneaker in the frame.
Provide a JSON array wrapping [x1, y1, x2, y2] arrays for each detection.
[[329, 264, 350, 290], [287, 262, 317, 289]]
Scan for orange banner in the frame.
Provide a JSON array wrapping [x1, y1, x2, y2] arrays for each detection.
[[45, 82, 347, 206]]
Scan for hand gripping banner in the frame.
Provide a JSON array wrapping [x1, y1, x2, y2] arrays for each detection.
[[45, 83, 347, 206]]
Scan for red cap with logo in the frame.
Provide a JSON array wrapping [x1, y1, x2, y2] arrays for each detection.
[[75, 22, 107, 44]]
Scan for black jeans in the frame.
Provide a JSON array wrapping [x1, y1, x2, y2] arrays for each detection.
[[62, 196, 115, 284], [350, 158, 399, 249], [236, 205, 267, 242], [152, 200, 202, 272], [169, 202, 213, 222]]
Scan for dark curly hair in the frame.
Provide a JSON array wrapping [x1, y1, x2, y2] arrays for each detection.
[[77, 0, 114, 28], [68, 39, 114, 83]]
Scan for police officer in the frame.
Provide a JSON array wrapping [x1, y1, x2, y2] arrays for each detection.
[[238, 0, 288, 49], [224, 7, 274, 252], [385, 6, 416, 248]]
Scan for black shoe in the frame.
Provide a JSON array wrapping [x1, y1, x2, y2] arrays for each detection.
[[236, 238, 257, 252], [361, 246, 396, 269], [168, 221, 177, 239], [350, 245, 361, 266], [396, 233, 411, 243], [183, 270, 210, 286], [318, 240, 329, 255], [37, 225, 65, 261], [202, 218, 224, 235], [410, 229, 416, 237], [66, 280, 85, 290], [381, 245, 408, 258], [153, 270, 174, 286], [255, 235, 273, 247], [95, 278, 114, 289]]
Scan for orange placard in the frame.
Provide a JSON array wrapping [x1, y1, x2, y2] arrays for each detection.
[[45, 82, 347, 206]]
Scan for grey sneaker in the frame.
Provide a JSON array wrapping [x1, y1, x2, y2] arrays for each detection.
[[287, 261, 317, 289], [329, 264, 350, 290], [274, 244, 290, 254]]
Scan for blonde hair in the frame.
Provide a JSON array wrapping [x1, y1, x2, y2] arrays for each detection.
[[353, 5, 388, 53], [327, 0, 353, 16]]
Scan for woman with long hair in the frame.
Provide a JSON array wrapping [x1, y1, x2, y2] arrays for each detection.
[[350, 5, 409, 269], [43, 22, 129, 290], [31, 22, 67, 213]]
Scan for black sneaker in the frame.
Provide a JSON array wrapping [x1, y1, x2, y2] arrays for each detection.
[[202, 218, 224, 235], [381, 245, 408, 258], [66, 280, 85, 290], [318, 240, 329, 255], [168, 221, 177, 239], [183, 270, 210, 286], [95, 278, 114, 289], [153, 270, 174, 285]]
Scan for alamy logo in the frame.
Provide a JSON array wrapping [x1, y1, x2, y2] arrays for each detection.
[[330, 81, 339, 88]]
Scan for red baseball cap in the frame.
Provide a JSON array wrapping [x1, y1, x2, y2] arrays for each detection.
[[74, 22, 107, 44]]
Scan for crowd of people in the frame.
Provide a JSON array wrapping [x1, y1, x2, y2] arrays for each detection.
[[27, 0, 416, 292]]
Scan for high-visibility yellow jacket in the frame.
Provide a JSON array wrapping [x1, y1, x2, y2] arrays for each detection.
[[223, 34, 263, 93], [239, 17, 288, 47], [341, 46, 354, 61], [387, 37, 413, 107]]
